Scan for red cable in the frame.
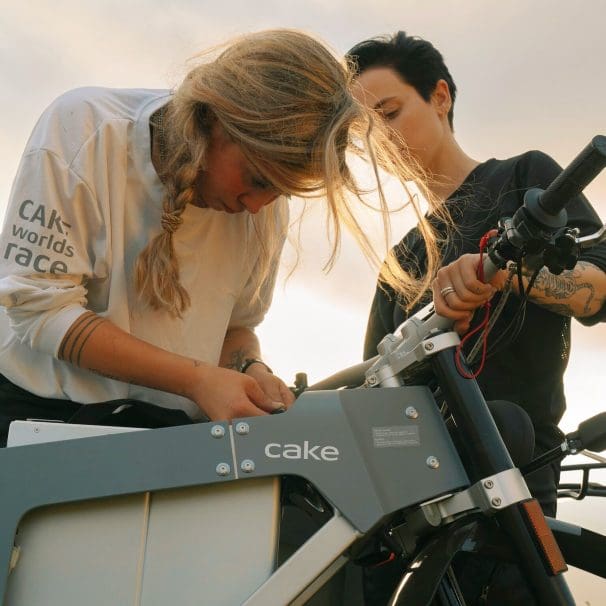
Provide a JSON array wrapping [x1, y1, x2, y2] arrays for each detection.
[[454, 230, 497, 379], [370, 551, 396, 568]]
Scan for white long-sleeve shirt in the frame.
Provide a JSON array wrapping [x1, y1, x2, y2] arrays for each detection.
[[0, 87, 287, 418]]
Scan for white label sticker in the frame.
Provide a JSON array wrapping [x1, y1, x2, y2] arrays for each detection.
[[372, 425, 420, 448]]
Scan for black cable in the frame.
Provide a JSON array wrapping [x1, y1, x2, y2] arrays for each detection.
[[482, 264, 540, 358]]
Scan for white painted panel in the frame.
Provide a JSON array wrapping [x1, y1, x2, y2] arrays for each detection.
[[140, 478, 280, 606], [5, 494, 148, 606]]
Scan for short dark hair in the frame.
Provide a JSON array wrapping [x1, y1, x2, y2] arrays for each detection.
[[347, 31, 457, 129]]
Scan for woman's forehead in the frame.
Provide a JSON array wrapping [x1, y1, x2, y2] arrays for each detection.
[[354, 67, 411, 105]]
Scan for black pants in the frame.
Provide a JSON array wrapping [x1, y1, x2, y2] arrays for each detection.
[[0, 375, 193, 447]]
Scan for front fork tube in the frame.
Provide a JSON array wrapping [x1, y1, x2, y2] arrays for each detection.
[[430, 348, 574, 606]]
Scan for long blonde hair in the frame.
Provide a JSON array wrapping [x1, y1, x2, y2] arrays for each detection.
[[135, 29, 442, 316]]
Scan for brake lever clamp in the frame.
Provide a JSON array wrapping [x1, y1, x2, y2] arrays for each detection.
[[542, 227, 580, 274]]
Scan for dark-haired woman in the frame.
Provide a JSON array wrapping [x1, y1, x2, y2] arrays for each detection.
[[347, 30, 606, 605]]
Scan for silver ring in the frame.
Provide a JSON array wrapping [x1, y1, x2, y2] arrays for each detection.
[[440, 285, 456, 298]]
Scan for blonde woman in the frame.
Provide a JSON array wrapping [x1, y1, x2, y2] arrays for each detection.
[[0, 29, 435, 444]]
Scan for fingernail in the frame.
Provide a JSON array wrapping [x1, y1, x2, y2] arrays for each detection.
[[271, 406, 287, 415]]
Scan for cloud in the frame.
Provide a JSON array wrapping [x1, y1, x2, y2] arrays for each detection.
[[1, 0, 605, 415]]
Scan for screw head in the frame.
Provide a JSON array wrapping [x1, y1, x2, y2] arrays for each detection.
[[491, 497, 502, 507], [405, 406, 419, 419], [216, 463, 231, 477], [211, 425, 225, 438], [424, 342, 435, 351], [235, 422, 250, 435], [241, 459, 255, 473], [484, 480, 494, 489], [426, 456, 440, 469], [367, 375, 378, 386]]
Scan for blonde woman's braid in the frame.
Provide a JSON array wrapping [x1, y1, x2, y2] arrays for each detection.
[[135, 157, 199, 316], [160, 211, 183, 234]]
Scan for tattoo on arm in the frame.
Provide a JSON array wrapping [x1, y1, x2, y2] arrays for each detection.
[[225, 348, 247, 371], [58, 311, 107, 366], [524, 262, 596, 316]]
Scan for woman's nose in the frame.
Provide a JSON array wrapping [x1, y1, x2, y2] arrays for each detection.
[[239, 191, 280, 214]]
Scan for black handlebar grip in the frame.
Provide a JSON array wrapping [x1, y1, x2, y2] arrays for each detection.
[[568, 411, 606, 452], [539, 135, 606, 216]]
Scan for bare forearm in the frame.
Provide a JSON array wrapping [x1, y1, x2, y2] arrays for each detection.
[[521, 261, 606, 318], [58, 314, 285, 420], [219, 327, 261, 370], [58, 312, 205, 400]]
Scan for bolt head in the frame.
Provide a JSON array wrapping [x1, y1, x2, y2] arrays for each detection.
[[211, 425, 225, 438], [491, 497, 502, 507], [426, 456, 440, 469], [241, 459, 255, 473], [424, 342, 435, 351], [484, 480, 494, 489], [216, 463, 231, 477], [405, 406, 419, 419], [235, 422, 250, 435]]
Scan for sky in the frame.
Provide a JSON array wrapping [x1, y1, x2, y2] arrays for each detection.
[[1, 0, 605, 597]]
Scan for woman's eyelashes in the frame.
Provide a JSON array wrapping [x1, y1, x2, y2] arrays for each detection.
[[250, 172, 282, 196], [251, 174, 273, 189], [380, 106, 401, 122]]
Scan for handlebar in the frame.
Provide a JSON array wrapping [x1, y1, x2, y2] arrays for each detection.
[[539, 135, 606, 216], [307, 357, 376, 391]]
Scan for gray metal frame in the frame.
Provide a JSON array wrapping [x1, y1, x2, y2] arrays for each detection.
[[0, 385, 469, 604], [244, 512, 359, 605]]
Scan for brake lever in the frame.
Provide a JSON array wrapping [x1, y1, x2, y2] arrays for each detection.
[[576, 224, 606, 249]]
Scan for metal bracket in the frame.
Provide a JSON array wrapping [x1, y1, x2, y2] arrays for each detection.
[[366, 331, 461, 387], [420, 468, 532, 523]]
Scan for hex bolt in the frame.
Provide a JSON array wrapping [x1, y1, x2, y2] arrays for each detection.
[[405, 406, 419, 419], [424, 342, 435, 351], [210, 425, 225, 439], [215, 463, 231, 477], [426, 456, 440, 469], [235, 422, 250, 436], [241, 459, 255, 473], [367, 375, 378, 386], [484, 480, 494, 489], [491, 497, 502, 507]]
